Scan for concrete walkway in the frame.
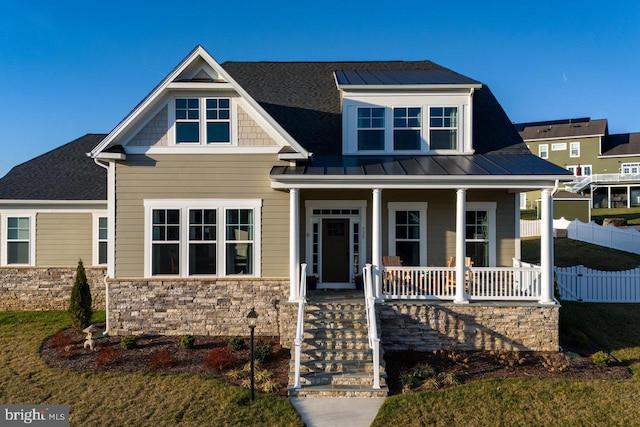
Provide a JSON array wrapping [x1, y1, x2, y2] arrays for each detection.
[[290, 397, 385, 427]]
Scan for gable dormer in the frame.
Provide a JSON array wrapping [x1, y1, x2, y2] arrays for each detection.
[[335, 69, 481, 155]]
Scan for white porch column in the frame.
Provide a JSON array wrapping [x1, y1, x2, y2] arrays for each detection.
[[289, 188, 300, 302], [607, 186, 612, 209], [455, 189, 469, 304], [539, 188, 555, 304], [628, 186, 632, 208], [372, 188, 382, 299]]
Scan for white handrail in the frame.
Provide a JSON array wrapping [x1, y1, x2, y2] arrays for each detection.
[[293, 263, 307, 389], [363, 264, 381, 389]]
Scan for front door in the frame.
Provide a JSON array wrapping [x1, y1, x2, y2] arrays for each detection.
[[321, 218, 350, 282]]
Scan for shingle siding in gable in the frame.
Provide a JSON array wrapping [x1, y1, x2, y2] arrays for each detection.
[[237, 106, 278, 147], [128, 106, 169, 147]]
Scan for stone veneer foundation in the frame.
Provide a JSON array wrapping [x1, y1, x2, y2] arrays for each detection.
[[0, 267, 106, 311], [378, 301, 559, 352]]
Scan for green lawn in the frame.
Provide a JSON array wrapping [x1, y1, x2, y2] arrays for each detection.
[[592, 206, 640, 225], [521, 237, 640, 270], [0, 311, 302, 426]]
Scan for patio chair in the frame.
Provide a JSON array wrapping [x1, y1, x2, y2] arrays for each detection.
[[446, 256, 474, 292]]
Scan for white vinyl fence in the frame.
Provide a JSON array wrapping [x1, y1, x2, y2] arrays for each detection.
[[521, 218, 640, 255], [555, 265, 640, 303]]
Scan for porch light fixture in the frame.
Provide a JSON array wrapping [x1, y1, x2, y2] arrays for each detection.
[[246, 307, 258, 403]]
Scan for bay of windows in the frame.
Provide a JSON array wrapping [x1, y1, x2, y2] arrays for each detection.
[[175, 97, 231, 144], [356, 106, 458, 152], [147, 200, 259, 277]]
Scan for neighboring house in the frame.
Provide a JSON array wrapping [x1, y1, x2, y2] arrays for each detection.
[[0, 134, 108, 310], [516, 118, 640, 209], [83, 45, 570, 357]]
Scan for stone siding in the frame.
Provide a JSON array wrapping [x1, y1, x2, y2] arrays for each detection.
[[108, 278, 294, 343], [0, 267, 107, 311], [379, 302, 559, 352]]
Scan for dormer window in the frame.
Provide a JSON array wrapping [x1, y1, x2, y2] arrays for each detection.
[[393, 107, 421, 150], [429, 107, 458, 150], [357, 107, 385, 150], [172, 97, 232, 145]]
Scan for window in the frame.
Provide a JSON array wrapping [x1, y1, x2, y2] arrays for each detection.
[[357, 107, 385, 150], [388, 202, 427, 267], [551, 143, 567, 151], [98, 217, 108, 265], [465, 203, 496, 267], [622, 162, 640, 175], [567, 165, 591, 176], [152, 209, 181, 275], [393, 107, 421, 150], [225, 209, 254, 275], [569, 142, 580, 158], [189, 209, 217, 275], [538, 144, 548, 159], [174, 97, 231, 145], [6, 217, 31, 264], [429, 107, 458, 150], [145, 200, 260, 277]]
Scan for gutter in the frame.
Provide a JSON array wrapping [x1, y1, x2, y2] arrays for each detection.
[[93, 158, 111, 335]]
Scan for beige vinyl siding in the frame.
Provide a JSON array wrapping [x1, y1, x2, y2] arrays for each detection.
[[36, 213, 93, 266], [114, 154, 290, 278]]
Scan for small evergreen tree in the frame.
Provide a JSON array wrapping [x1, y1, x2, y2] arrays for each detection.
[[68, 259, 92, 329]]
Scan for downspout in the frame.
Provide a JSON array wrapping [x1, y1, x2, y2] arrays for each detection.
[[93, 158, 111, 334]]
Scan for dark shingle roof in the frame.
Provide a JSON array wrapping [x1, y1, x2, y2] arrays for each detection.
[[222, 61, 529, 156], [0, 134, 107, 200], [601, 133, 640, 156], [515, 118, 608, 140]]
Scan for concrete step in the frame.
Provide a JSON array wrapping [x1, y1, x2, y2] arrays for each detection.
[[287, 384, 389, 398], [289, 370, 387, 387], [304, 319, 368, 329], [303, 339, 370, 350]]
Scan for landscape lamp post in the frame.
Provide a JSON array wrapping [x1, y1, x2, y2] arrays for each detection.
[[247, 307, 258, 403]]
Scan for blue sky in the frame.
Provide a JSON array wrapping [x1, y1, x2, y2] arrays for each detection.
[[1, 1, 639, 177]]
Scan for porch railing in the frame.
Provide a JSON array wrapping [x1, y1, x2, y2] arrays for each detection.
[[362, 264, 381, 389], [381, 265, 541, 301], [292, 263, 307, 389]]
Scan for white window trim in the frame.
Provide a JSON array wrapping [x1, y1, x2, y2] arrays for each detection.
[[466, 202, 496, 267], [342, 93, 471, 155], [538, 144, 548, 159], [92, 213, 108, 267], [1, 213, 36, 266], [621, 162, 640, 175], [566, 164, 592, 176], [167, 95, 238, 147], [143, 199, 261, 278], [569, 141, 580, 158], [387, 202, 428, 266], [551, 143, 567, 151]]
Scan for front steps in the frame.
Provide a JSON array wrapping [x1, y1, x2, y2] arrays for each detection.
[[287, 297, 388, 398]]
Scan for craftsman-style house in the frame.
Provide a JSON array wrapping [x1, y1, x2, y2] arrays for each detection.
[[2, 46, 571, 395]]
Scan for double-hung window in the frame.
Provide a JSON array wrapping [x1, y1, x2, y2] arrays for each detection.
[[465, 202, 496, 267], [538, 144, 548, 159], [388, 202, 427, 266], [393, 107, 421, 150], [357, 107, 385, 150], [569, 142, 580, 158], [174, 97, 231, 145], [97, 217, 108, 265], [429, 107, 458, 150], [6, 217, 31, 264], [146, 200, 260, 277]]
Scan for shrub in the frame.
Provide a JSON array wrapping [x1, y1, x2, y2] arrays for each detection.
[[541, 352, 571, 372], [180, 335, 196, 349], [50, 333, 75, 358], [148, 350, 175, 370], [68, 259, 93, 330], [96, 347, 121, 367], [254, 339, 272, 362], [120, 335, 138, 350], [228, 336, 245, 351], [204, 347, 237, 371], [591, 351, 611, 368], [570, 331, 590, 348], [491, 349, 527, 368]]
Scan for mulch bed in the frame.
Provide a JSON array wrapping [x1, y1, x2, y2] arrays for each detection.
[[41, 326, 632, 397]]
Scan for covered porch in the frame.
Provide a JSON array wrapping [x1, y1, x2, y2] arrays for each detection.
[[282, 185, 557, 305]]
